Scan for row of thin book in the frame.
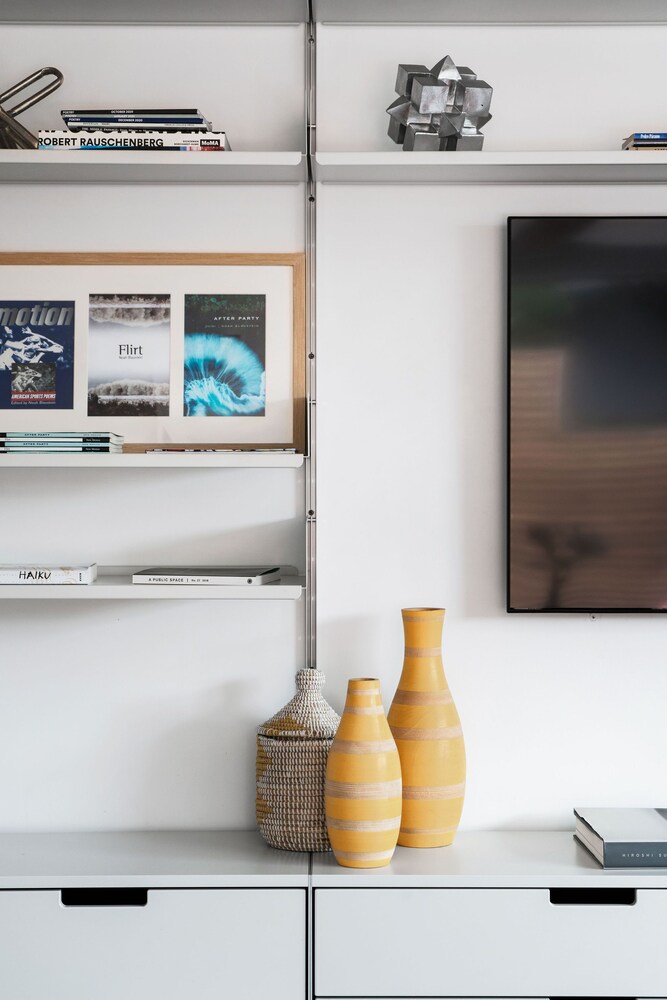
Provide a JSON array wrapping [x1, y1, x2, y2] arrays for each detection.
[[38, 107, 228, 151], [0, 432, 123, 453], [0, 565, 281, 585]]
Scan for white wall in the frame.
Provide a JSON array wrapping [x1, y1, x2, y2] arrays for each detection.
[[315, 21, 667, 832], [0, 23, 307, 831], [3, 16, 667, 834], [315, 22, 667, 831], [316, 180, 667, 831], [2, 24, 305, 151], [317, 23, 667, 152]]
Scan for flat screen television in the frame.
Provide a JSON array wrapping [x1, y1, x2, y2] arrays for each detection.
[[508, 217, 667, 612]]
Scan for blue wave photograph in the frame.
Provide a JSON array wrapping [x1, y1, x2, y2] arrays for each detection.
[[183, 294, 266, 417]]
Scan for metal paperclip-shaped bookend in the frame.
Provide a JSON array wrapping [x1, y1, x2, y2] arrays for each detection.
[[0, 67, 64, 149]]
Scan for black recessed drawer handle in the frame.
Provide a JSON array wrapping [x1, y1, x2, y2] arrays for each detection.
[[61, 889, 148, 907], [549, 888, 636, 905]]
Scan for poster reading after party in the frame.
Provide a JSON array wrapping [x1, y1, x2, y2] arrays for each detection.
[[0, 300, 75, 408], [88, 294, 170, 416], [183, 294, 266, 416]]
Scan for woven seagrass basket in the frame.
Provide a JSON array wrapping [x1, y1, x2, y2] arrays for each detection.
[[256, 669, 340, 852]]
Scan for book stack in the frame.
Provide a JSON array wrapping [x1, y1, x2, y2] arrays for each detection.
[[622, 132, 667, 150], [38, 107, 229, 152], [574, 807, 667, 868], [61, 108, 213, 132], [0, 432, 123, 453]]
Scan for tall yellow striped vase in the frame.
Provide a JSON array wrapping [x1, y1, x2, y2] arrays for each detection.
[[388, 608, 465, 848], [325, 678, 402, 869]]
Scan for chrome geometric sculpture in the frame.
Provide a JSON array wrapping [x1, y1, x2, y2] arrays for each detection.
[[0, 67, 63, 149], [387, 55, 492, 151]]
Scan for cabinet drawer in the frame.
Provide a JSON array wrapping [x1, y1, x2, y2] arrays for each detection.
[[314, 888, 667, 997], [0, 887, 305, 1000]]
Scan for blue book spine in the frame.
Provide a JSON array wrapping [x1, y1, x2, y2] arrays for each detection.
[[63, 117, 207, 125]]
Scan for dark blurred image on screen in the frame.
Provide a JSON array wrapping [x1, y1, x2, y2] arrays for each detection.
[[508, 217, 667, 611]]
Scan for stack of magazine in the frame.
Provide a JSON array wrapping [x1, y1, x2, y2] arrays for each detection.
[[38, 107, 229, 152], [0, 431, 123, 453], [622, 132, 667, 150]]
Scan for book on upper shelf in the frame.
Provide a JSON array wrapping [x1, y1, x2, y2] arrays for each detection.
[[574, 807, 667, 867], [38, 131, 229, 151], [622, 133, 667, 150], [132, 566, 282, 586], [0, 564, 97, 585], [61, 109, 213, 131]]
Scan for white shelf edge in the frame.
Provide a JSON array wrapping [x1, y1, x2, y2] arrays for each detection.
[[0, 452, 304, 468], [0, 567, 305, 600], [311, 831, 667, 888], [0, 830, 309, 887], [314, 0, 667, 24], [315, 150, 667, 184], [0, 151, 307, 185], [0, 0, 308, 24]]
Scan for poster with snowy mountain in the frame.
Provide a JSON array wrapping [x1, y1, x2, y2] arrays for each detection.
[[0, 300, 75, 409], [87, 294, 170, 416], [183, 294, 266, 416]]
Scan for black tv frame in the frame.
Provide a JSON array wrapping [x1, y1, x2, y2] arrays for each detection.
[[506, 215, 667, 614]]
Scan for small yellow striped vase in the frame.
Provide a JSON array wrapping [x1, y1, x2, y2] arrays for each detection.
[[325, 678, 402, 869], [388, 608, 465, 848]]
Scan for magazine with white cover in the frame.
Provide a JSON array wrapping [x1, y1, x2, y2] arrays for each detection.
[[132, 566, 281, 586], [88, 294, 170, 416], [0, 564, 97, 584]]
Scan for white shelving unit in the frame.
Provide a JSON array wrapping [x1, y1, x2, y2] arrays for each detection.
[[0, 452, 303, 468], [0, 0, 309, 24], [314, 0, 667, 23], [0, 568, 305, 600], [2, 6, 666, 999], [0, 151, 307, 185], [315, 150, 667, 184]]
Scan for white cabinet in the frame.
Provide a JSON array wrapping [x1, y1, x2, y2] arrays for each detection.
[[314, 886, 667, 997], [0, 887, 305, 1000], [0, 832, 308, 1000], [312, 833, 667, 999]]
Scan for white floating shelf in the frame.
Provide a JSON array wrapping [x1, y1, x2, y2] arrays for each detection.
[[315, 151, 667, 184], [5, 0, 665, 24], [0, 452, 303, 469], [0, 0, 308, 23], [314, 0, 667, 23], [0, 831, 308, 888], [0, 151, 306, 185], [0, 568, 305, 600]]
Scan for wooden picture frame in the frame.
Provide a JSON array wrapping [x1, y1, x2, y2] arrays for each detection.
[[0, 252, 306, 454]]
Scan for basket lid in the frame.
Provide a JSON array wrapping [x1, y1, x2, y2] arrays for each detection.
[[257, 669, 340, 740]]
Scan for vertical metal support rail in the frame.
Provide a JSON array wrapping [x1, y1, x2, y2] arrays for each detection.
[[305, 2, 317, 672]]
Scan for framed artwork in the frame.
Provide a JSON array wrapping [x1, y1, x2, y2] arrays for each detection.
[[0, 253, 306, 453]]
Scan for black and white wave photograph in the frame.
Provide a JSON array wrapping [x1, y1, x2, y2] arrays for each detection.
[[87, 293, 170, 416]]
